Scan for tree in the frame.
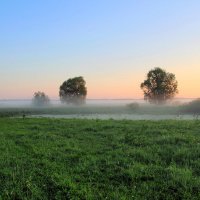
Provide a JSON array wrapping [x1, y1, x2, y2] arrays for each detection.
[[59, 76, 87, 105], [140, 67, 178, 104], [32, 91, 50, 106]]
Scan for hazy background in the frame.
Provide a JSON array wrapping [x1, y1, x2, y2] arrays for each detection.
[[0, 0, 200, 99]]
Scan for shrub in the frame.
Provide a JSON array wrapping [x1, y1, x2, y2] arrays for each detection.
[[180, 99, 200, 114], [126, 102, 140, 110]]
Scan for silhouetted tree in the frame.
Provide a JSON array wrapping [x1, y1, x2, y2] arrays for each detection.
[[32, 91, 50, 106], [59, 76, 87, 105], [140, 67, 178, 104]]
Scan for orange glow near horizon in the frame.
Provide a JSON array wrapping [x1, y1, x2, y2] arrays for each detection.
[[0, 71, 199, 100], [0, 63, 199, 99]]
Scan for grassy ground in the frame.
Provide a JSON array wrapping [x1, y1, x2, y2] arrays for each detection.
[[1, 118, 200, 199]]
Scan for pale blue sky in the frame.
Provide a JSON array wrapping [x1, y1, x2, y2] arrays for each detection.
[[0, 0, 200, 98]]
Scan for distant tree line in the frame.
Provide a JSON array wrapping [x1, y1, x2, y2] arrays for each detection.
[[32, 67, 178, 106]]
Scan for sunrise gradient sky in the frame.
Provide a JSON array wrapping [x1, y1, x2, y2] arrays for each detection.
[[0, 0, 200, 99]]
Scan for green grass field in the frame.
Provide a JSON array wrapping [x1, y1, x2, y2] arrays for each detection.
[[1, 118, 200, 199]]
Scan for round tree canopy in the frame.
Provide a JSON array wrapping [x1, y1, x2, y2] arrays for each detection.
[[59, 76, 87, 105], [140, 67, 178, 104]]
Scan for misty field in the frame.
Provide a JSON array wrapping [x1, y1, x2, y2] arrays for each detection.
[[0, 102, 199, 118], [1, 118, 200, 199]]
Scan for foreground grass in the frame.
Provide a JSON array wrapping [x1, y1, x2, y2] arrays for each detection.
[[1, 118, 200, 199]]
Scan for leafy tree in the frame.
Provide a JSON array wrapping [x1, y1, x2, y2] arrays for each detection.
[[140, 67, 178, 104], [59, 76, 87, 105], [32, 91, 50, 106]]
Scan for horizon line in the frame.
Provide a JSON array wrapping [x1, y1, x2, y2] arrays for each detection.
[[0, 97, 197, 101]]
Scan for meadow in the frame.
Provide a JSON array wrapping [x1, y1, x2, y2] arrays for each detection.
[[1, 117, 200, 199]]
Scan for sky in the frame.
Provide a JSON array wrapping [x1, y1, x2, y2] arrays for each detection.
[[0, 0, 200, 99]]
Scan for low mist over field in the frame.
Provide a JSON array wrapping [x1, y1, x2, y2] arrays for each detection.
[[0, 99, 143, 107], [0, 98, 199, 120], [0, 98, 195, 107]]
